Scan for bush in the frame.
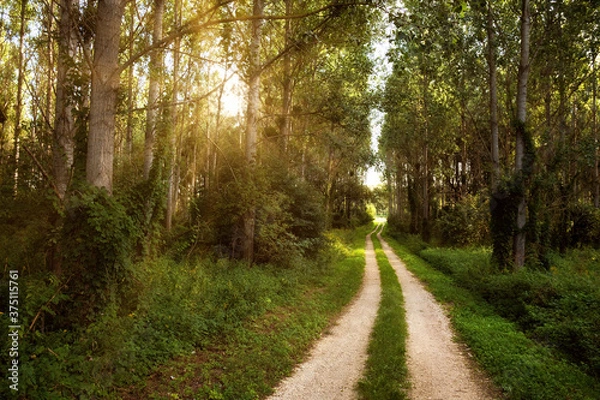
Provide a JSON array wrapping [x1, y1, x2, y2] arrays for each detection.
[[565, 203, 600, 248], [59, 186, 140, 315], [386, 236, 600, 399], [187, 165, 326, 265], [419, 246, 600, 378], [435, 194, 490, 246]]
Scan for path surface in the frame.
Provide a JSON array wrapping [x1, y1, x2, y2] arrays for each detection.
[[378, 232, 496, 400], [267, 228, 381, 400]]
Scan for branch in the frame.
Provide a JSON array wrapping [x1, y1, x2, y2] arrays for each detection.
[[119, 1, 373, 74]]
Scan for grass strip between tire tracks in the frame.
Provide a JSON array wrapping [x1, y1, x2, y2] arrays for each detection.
[[358, 227, 409, 400], [382, 230, 600, 400]]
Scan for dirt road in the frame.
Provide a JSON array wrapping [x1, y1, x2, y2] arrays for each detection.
[[378, 232, 496, 400], [268, 225, 496, 399], [267, 227, 381, 400]]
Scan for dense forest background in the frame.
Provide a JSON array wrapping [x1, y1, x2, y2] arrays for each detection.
[[1, 0, 600, 398]]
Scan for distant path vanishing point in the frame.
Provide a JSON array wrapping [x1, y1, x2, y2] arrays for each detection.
[[267, 226, 382, 400]]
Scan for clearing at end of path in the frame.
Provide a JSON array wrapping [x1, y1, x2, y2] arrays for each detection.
[[267, 228, 381, 400], [378, 233, 499, 400]]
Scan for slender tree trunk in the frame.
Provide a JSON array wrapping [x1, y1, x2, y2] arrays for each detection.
[[514, 0, 531, 269], [487, 2, 500, 190], [45, 2, 54, 137], [422, 73, 430, 239], [592, 52, 599, 208], [143, 0, 165, 180], [242, 0, 264, 262], [14, 0, 27, 196], [87, 0, 125, 192], [210, 66, 226, 190], [53, 0, 77, 200], [396, 162, 402, 219], [280, 0, 293, 154], [166, 0, 181, 231], [125, 10, 135, 158]]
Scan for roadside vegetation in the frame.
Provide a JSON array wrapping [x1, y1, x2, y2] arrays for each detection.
[[0, 226, 369, 399], [383, 229, 600, 400], [358, 227, 409, 400]]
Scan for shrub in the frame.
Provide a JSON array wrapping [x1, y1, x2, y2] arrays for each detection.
[[419, 245, 600, 378], [435, 194, 490, 246]]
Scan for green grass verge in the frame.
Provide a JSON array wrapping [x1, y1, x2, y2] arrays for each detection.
[[116, 224, 372, 400], [382, 231, 600, 400], [358, 231, 409, 400]]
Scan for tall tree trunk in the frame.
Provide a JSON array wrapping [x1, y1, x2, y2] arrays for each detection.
[[592, 51, 599, 208], [125, 9, 135, 158], [143, 0, 165, 180], [14, 0, 27, 196], [421, 73, 430, 239], [86, 0, 125, 192], [487, 1, 500, 190], [165, 0, 181, 231], [53, 0, 77, 200], [242, 0, 264, 262], [280, 0, 293, 154], [514, 0, 531, 269]]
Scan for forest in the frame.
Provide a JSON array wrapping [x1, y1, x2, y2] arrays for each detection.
[[0, 0, 599, 398]]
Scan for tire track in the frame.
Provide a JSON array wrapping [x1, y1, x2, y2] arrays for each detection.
[[377, 232, 496, 400], [267, 227, 382, 400]]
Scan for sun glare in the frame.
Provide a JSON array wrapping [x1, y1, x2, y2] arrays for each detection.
[[219, 70, 246, 117]]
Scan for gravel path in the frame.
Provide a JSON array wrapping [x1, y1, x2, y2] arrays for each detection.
[[267, 226, 497, 400], [378, 232, 497, 400], [267, 228, 381, 400]]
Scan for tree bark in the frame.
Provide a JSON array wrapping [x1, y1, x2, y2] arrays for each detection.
[[166, 0, 181, 231], [125, 10, 135, 158], [14, 0, 27, 196], [592, 51, 599, 208], [143, 0, 165, 180], [86, 0, 125, 192], [514, 0, 531, 269], [487, 1, 500, 190], [242, 0, 264, 262], [53, 0, 77, 199], [280, 0, 293, 154]]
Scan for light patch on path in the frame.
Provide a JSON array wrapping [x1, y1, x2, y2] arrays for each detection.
[[378, 233, 497, 400], [267, 228, 381, 400]]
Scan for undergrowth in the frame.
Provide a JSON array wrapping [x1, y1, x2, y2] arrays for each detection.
[[358, 228, 409, 400], [383, 230, 600, 400], [0, 225, 370, 399], [418, 246, 600, 379]]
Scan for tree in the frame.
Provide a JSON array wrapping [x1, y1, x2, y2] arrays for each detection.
[[53, 0, 78, 199], [143, 0, 165, 180], [86, 0, 126, 192], [513, 0, 531, 269]]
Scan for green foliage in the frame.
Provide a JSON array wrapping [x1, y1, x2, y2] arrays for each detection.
[[60, 186, 139, 304], [561, 203, 600, 249], [418, 245, 600, 379], [358, 233, 409, 400], [435, 193, 490, 246], [383, 233, 600, 399], [188, 160, 326, 265], [0, 190, 55, 272], [2, 226, 369, 399]]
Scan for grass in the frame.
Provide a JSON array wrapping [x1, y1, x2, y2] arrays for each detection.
[[115, 224, 371, 400], [382, 229, 600, 400], [358, 228, 409, 400], [0, 225, 370, 400]]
